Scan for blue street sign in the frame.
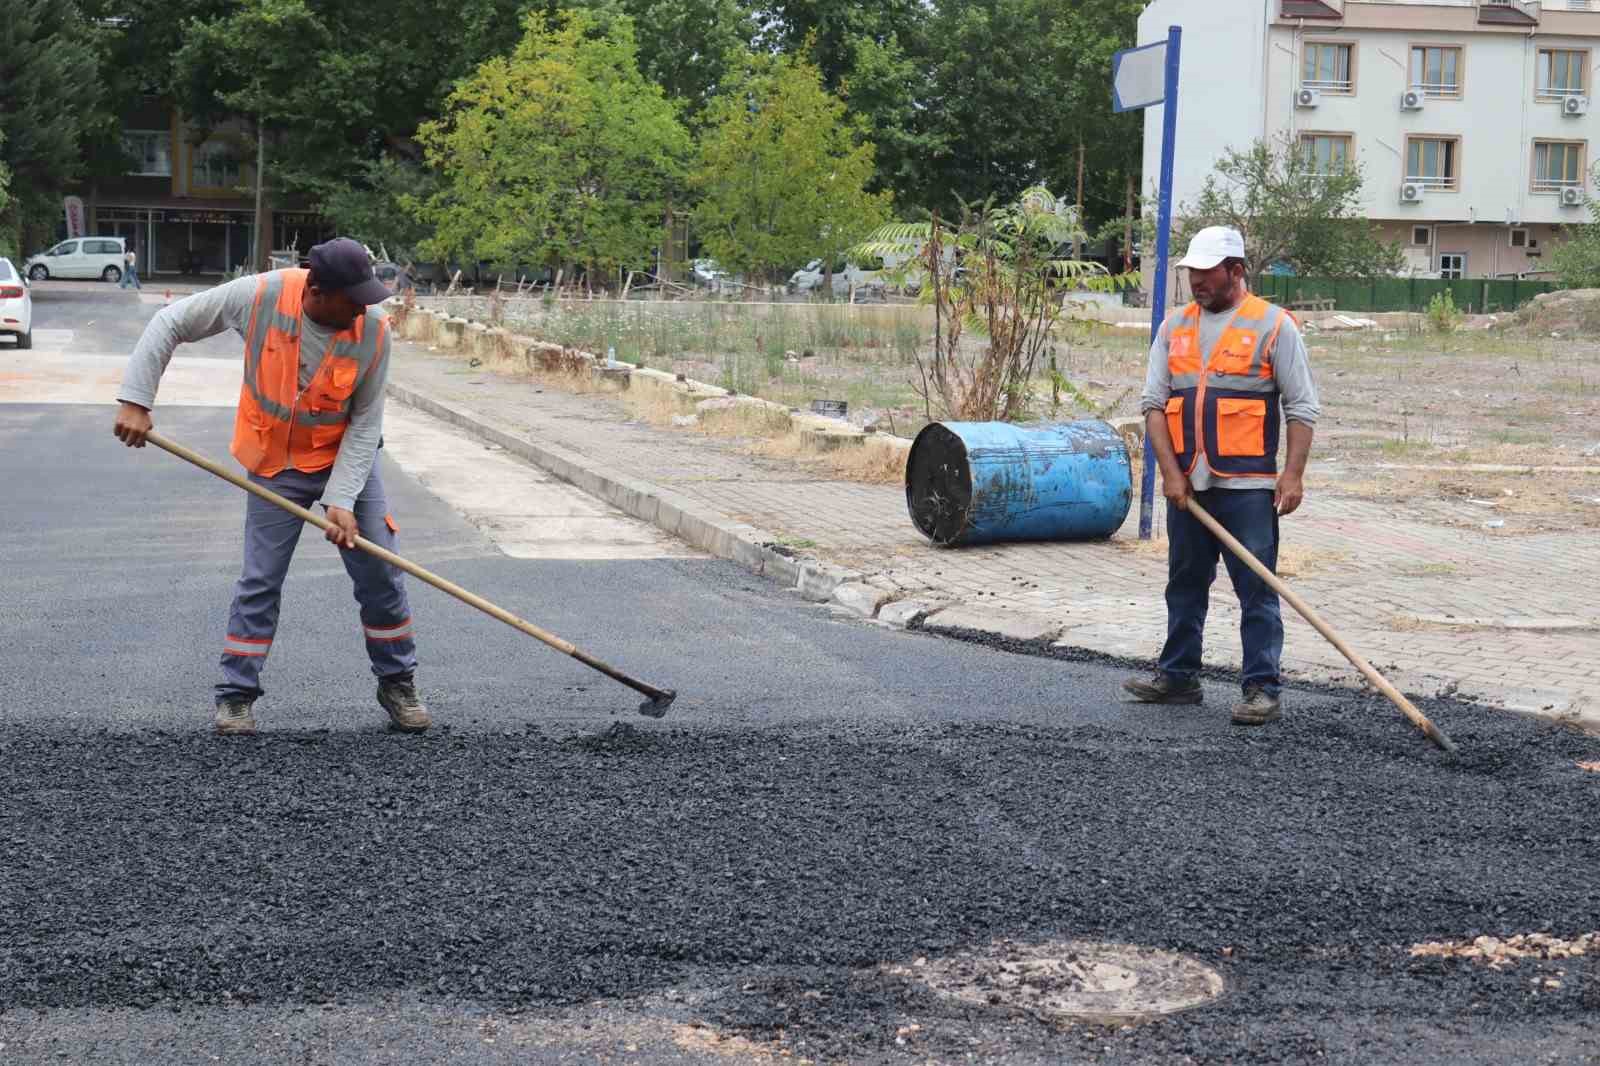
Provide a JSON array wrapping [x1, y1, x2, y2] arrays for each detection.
[[1112, 26, 1182, 540]]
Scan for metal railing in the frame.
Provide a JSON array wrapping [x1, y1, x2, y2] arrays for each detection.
[[1404, 174, 1459, 190], [1302, 77, 1353, 92], [1532, 177, 1583, 193]]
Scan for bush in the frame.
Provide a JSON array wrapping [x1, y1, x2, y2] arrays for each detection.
[[1425, 290, 1462, 334]]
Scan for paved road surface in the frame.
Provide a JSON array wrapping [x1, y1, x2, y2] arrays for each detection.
[[2, 284, 1598, 1064]]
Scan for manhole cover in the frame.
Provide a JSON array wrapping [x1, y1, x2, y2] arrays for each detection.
[[895, 939, 1224, 1024]]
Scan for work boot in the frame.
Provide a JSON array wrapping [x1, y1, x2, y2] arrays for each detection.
[[1122, 672, 1204, 705], [378, 675, 432, 733], [214, 698, 257, 736], [1231, 686, 1282, 726]]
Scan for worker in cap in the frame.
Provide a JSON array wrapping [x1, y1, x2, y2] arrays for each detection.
[[113, 237, 429, 736], [1122, 226, 1321, 725]]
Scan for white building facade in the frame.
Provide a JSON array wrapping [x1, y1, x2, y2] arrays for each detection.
[[1139, 0, 1600, 279]]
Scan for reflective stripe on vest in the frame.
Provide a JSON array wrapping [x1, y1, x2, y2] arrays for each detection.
[[231, 269, 387, 477], [1165, 294, 1287, 480]]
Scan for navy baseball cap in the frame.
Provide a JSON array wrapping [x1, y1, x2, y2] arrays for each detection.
[[307, 238, 391, 305]]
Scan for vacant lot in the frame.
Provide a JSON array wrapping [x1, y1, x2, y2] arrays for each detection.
[[423, 295, 1600, 528]]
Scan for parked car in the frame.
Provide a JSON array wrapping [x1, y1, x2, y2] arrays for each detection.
[[24, 237, 127, 282], [691, 257, 730, 289], [787, 258, 884, 297], [0, 257, 33, 348]]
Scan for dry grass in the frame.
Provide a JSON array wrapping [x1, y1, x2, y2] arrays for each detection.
[[749, 433, 909, 484]]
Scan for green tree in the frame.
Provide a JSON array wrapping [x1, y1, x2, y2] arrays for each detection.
[[0, 0, 110, 254], [1179, 138, 1403, 278], [1551, 171, 1600, 288], [318, 158, 438, 266], [910, 0, 1143, 219], [570, 0, 753, 120], [692, 53, 891, 286], [0, 129, 13, 260], [414, 11, 690, 282]]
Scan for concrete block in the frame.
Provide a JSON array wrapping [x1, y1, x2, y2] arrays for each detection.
[[831, 582, 891, 618], [877, 599, 944, 628], [797, 561, 845, 602], [923, 604, 1064, 643]]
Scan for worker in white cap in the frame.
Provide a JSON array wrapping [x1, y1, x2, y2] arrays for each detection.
[[1122, 226, 1321, 726]]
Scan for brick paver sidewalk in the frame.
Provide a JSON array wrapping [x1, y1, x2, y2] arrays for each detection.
[[389, 342, 1597, 728]]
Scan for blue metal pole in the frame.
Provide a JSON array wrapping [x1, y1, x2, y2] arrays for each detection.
[[1140, 25, 1182, 540]]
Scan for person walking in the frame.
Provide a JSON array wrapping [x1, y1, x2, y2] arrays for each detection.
[[1122, 226, 1320, 726], [112, 237, 428, 737], [119, 245, 141, 290]]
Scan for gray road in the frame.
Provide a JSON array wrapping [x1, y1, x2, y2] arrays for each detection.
[[2, 284, 1598, 1065]]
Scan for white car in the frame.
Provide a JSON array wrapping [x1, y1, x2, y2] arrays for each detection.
[[0, 257, 33, 348], [691, 257, 730, 289], [24, 236, 127, 282], [787, 258, 883, 297]]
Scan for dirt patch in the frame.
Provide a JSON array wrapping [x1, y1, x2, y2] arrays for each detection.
[[1113, 534, 1348, 578], [1410, 932, 1599, 969]]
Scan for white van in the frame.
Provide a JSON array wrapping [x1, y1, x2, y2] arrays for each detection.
[[24, 237, 128, 282]]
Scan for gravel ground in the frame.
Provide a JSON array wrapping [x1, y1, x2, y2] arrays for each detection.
[[4, 703, 1598, 1064]]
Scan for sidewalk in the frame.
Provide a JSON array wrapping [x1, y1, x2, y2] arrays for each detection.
[[387, 340, 1598, 730]]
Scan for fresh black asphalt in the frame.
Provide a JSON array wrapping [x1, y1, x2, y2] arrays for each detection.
[[2, 287, 1598, 1064]]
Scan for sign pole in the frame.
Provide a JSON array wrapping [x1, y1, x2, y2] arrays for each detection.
[[1138, 25, 1181, 541]]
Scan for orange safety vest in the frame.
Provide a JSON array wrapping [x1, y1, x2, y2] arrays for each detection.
[[1163, 293, 1290, 480], [231, 269, 387, 477]]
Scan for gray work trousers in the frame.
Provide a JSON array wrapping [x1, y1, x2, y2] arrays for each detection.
[[216, 463, 416, 703]]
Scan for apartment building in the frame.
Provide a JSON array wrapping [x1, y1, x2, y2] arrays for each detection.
[[70, 98, 331, 278], [1139, 0, 1600, 279]]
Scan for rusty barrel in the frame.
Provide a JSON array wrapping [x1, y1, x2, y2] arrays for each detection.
[[905, 420, 1132, 546]]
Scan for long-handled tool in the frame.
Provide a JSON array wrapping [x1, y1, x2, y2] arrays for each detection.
[[144, 430, 677, 718], [1185, 499, 1456, 755]]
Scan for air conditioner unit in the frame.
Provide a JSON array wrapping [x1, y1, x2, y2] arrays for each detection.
[[1561, 186, 1584, 207], [1563, 95, 1590, 116], [1295, 86, 1321, 109], [1400, 182, 1426, 204], [1400, 89, 1425, 112]]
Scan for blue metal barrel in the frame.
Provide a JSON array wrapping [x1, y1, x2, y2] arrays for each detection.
[[905, 420, 1132, 546]]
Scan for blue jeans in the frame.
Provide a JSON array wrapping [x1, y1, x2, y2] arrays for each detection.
[[119, 266, 141, 289], [1159, 488, 1282, 695], [216, 464, 416, 703]]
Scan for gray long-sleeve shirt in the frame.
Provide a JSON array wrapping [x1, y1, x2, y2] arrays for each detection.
[[118, 274, 389, 510], [1139, 302, 1320, 491]]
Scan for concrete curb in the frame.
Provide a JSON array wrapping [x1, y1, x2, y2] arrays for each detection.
[[386, 379, 865, 604]]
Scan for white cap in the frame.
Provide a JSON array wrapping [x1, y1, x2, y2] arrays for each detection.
[[1176, 226, 1246, 270]]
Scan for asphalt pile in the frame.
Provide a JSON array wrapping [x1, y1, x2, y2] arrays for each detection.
[[2, 700, 1598, 1064]]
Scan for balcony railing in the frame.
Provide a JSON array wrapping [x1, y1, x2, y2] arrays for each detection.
[[1533, 178, 1583, 193], [1302, 77, 1354, 92], [1405, 174, 1459, 190], [1411, 80, 1463, 97], [1536, 85, 1587, 100]]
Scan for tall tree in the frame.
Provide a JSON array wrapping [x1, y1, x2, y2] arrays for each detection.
[[567, 0, 753, 121], [691, 53, 891, 286], [0, 129, 13, 260], [0, 0, 110, 254], [1180, 138, 1403, 278], [414, 11, 690, 281]]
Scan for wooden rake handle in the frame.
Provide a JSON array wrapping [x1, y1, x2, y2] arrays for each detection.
[[1184, 499, 1457, 755], [142, 430, 676, 714]]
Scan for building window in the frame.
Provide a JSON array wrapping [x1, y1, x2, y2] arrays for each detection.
[[1510, 228, 1530, 248], [1300, 133, 1352, 174], [122, 130, 171, 177], [1406, 136, 1460, 190], [1537, 49, 1587, 100], [1439, 253, 1466, 279], [191, 141, 241, 189], [1409, 46, 1462, 98], [1532, 140, 1584, 192], [1302, 42, 1354, 94], [1411, 226, 1432, 246]]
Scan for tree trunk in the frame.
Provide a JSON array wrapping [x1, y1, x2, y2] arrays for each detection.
[[253, 116, 268, 272]]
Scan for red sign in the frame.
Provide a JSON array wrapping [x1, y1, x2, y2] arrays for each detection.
[[63, 196, 86, 238]]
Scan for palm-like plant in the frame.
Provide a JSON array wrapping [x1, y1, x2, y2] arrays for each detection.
[[855, 186, 1132, 423]]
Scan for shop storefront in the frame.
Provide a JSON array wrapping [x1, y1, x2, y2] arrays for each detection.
[[94, 206, 258, 277]]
